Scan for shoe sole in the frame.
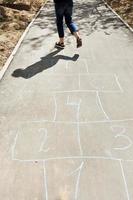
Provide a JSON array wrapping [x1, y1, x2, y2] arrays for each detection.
[[55, 44, 65, 49]]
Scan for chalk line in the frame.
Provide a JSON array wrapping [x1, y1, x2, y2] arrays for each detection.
[[77, 99, 83, 156], [67, 96, 83, 155], [114, 74, 124, 93], [39, 129, 49, 152], [11, 131, 19, 160], [96, 91, 110, 120], [43, 161, 48, 200], [54, 89, 122, 94], [67, 162, 84, 200], [74, 162, 84, 200], [12, 155, 122, 163], [111, 125, 126, 134], [53, 95, 57, 121], [84, 59, 89, 73], [110, 125, 133, 150], [20, 118, 133, 124], [77, 124, 83, 156], [78, 74, 81, 90], [114, 134, 133, 151], [119, 160, 130, 200]]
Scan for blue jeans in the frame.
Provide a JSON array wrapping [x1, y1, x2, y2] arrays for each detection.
[[55, 2, 78, 38]]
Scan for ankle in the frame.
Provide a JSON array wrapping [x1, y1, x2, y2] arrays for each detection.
[[59, 38, 64, 44]]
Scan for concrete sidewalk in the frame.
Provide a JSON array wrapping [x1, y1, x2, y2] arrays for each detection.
[[1, 0, 133, 199]]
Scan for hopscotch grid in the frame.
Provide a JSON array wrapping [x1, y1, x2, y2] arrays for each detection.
[[12, 119, 133, 162], [3, 0, 133, 198], [37, 73, 123, 93], [64, 58, 89, 74]]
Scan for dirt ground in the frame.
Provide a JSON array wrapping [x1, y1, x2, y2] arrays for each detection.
[[105, 0, 133, 27], [0, 0, 46, 70]]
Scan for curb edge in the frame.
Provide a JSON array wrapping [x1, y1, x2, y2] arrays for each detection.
[[103, 0, 133, 33], [0, 0, 48, 81]]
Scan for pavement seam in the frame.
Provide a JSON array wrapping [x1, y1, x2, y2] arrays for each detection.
[[0, 0, 48, 81]]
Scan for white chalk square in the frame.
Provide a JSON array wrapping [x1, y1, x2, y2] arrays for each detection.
[[79, 74, 122, 92], [45, 159, 127, 200], [13, 122, 80, 161], [80, 121, 133, 161], [55, 92, 107, 122], [99, 92, 133, 120], [13, 92, 55, 121]]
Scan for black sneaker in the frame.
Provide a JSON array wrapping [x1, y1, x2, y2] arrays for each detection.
[[55, 42, 65, 49], [77, 38, 82, 48]]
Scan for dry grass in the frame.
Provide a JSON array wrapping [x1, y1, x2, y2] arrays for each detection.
[[105, 0, 133, 28], [0, 0, 46, 70]]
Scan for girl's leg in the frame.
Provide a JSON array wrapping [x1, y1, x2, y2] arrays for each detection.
[[64, 4, 82, 47], [55, 3, 65, 45]]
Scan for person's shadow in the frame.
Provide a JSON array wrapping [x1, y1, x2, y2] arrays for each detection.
[[12, 48, 79, 79]]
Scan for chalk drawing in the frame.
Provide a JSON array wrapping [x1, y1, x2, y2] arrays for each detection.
[[11, 130, 19, 160], [23, 118, 133, 124], [54, 90, 122, 94], [111, 125, 126, 134], [69, 162, 84, 200], [12, 155, 122, 162], [78, 74, 81, 89], [113, 134, 133, 151], [119, 160, 130, 200], [114, 74, 124, 93], [53, 95, 57, 121], [96, 91, 110, 120], [111, 125, 133, 150], [39, 128, 50, 153], [43, 161, 48, 200], [10, 42, 132, 200]]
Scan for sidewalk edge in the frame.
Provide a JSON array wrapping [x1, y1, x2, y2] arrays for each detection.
[[0, 0, 48, 81], [103, 0, 133, 33]]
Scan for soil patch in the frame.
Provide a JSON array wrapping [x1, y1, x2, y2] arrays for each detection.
[[105, 0, 133, 28], [0, 0, 46, 70]]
